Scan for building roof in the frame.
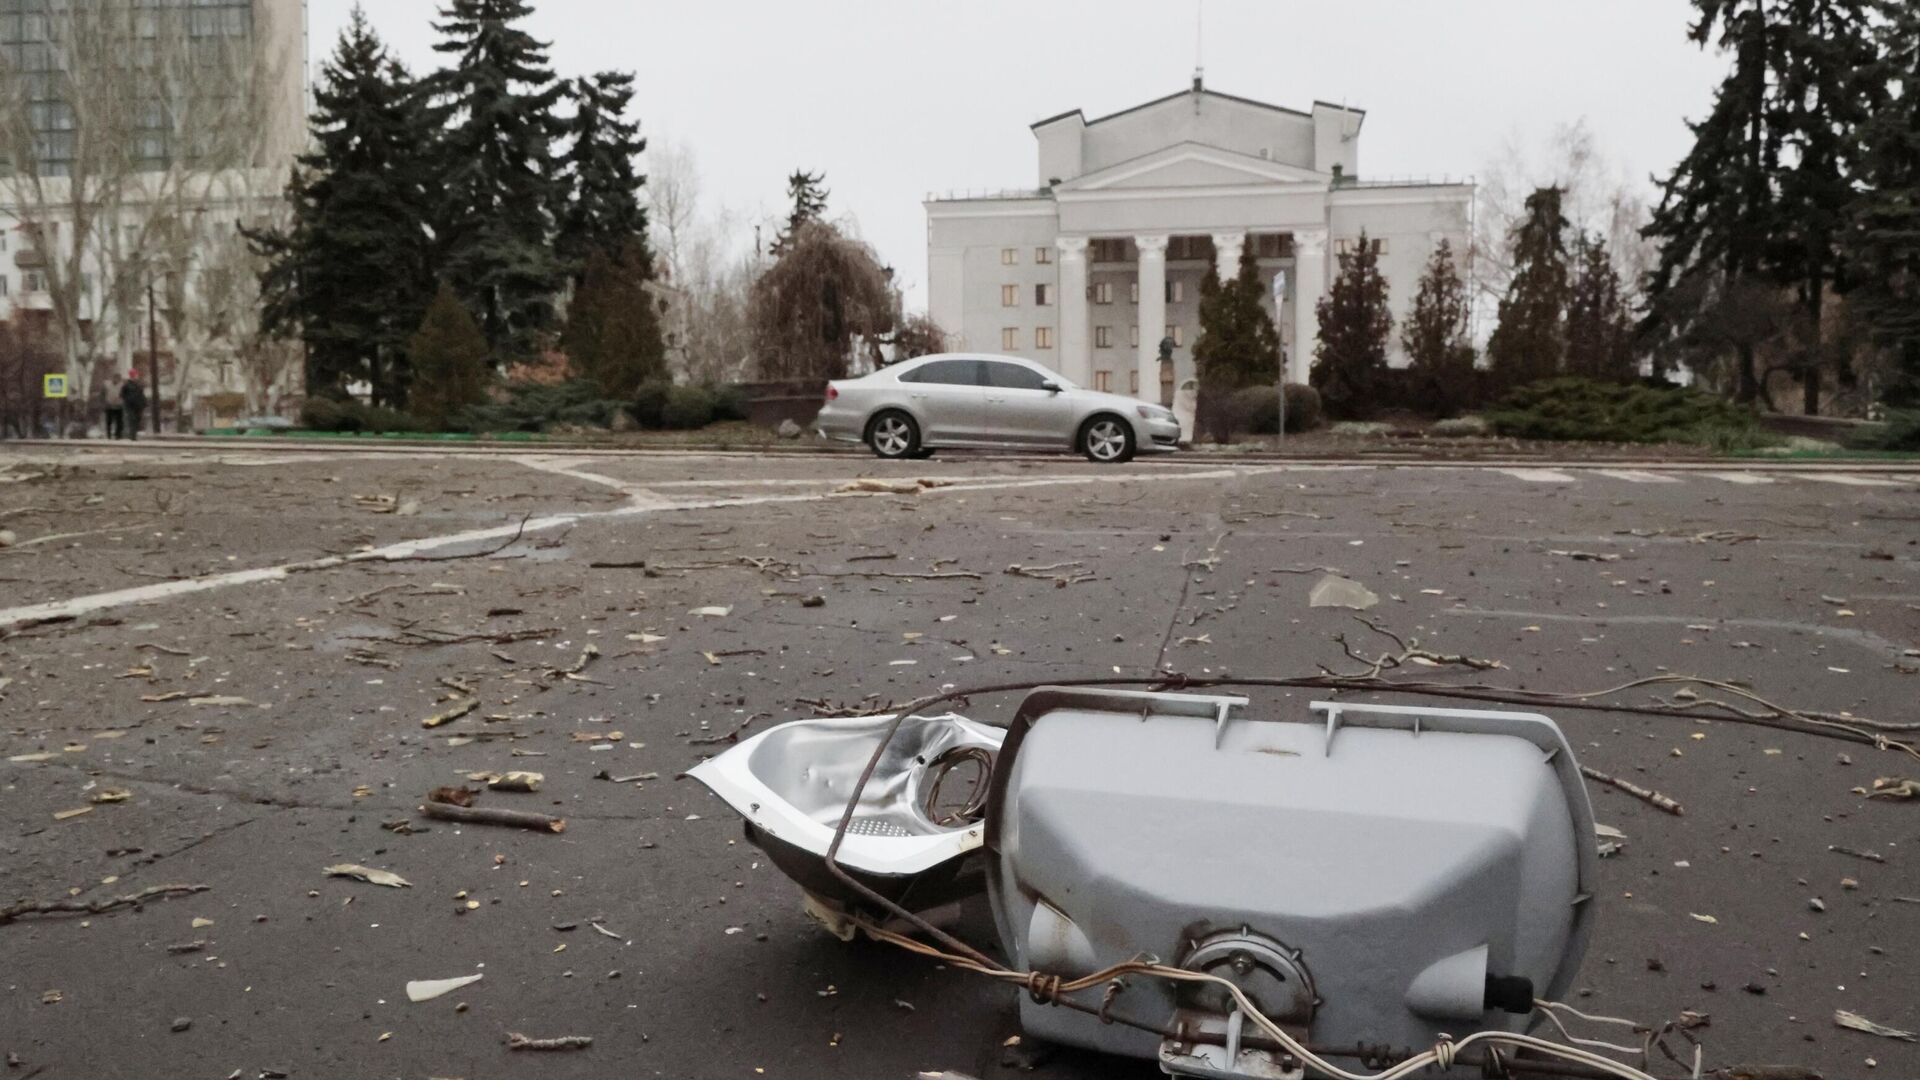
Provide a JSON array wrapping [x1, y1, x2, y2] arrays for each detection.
[[1031, 84, 1364, 131]]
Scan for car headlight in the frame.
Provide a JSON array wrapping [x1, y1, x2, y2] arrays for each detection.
[[1136, 405, 1173, 421]]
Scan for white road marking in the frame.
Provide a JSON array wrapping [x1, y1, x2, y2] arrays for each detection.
[[0, 464, 1287, 631], [1800, 473, 1907, 487], [1594, 469, 1680, 484], [1706, 471, 1774, 485], [1498, 468, 1579, 483], [510, 455, 674, 508]]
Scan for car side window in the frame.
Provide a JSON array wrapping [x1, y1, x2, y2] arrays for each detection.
[[901, 359, 981, 386], [983, 362, 1052, 391]]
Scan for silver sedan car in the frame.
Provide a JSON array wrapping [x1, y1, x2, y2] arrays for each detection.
[[814, 353, 1181, 463]]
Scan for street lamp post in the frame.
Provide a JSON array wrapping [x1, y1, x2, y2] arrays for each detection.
[[147, 275, 162, 434]]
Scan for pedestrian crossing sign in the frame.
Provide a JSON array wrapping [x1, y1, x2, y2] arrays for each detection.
[[43, 373, 68, 399]]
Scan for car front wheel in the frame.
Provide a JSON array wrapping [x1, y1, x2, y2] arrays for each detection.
[[1080, 415, 1135, 463], [868, 410, 920, 459]]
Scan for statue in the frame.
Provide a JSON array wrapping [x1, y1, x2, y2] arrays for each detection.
[[1157, 334, 1177, 407]]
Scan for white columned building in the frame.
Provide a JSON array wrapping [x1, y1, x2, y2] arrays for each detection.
[[925, 78, 1473, 402]]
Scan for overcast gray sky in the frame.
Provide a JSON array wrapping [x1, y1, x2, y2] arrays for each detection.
[[309, 1, 1726, 309]]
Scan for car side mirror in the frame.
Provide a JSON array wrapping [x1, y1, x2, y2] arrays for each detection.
[[1040, 381, 1061, 394]]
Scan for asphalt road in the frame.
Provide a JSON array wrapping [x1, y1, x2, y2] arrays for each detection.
[[2, 445, 1917, 1080]]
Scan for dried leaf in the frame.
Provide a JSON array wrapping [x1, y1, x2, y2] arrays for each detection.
[[326, 864, 412, 888], [405, 973, 483, 1002], [1835, 1009, 1916, 1041], [1689, 912, 1718, 924], [428, 785, 478, 807], [89, 789, 131, 804], [53, 807, 93, 821], [487, 771, 543, 793]]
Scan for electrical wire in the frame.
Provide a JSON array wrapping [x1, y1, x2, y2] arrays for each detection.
[[847, 912, 1672, 1080]]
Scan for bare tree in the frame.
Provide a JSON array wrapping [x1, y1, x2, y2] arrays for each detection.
[[645, 138, 758, 383], [0, 0, 298, 426]]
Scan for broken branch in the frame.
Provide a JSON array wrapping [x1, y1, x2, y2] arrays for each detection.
[[419, 800, 565, 833], [1580, 765, 1685, 816], [2, 883, 209, 925]]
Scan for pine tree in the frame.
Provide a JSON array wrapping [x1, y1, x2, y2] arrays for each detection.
[[1644, 0, 1881, 408], [408, 283, 491, 429], [772, 171, 828, 255], [1847, 3, 1920, 407], [247, 8, 434, 407], [561, 239, 667, 399], [426, 0, 568, 363], [1193, 245, 1282, 440], [1565, 234, 1639, 383], [555, 71, 652, 285], [1400, 238, 1478, 417], [1487, 187, 1571, 390], [1311, 230, 1394, 419]]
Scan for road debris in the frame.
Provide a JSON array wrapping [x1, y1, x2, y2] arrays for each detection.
[[420, 697, 478, 729], [1, 884, 208, 925], [1549, 549, 1621, 562], [593, 770, 657, 783], [688, 605, 731, 618], [406, 973, 484, 1002], [467, 770, 543, 792], [428, 785, 479, 807], [506, 1032, 592, 1051], [1308, 574, 1379, 610], [1580, 765, 1686, 816], [325, 864, 412, 888], [1834, 1009, 1916, 1041], [1829, 845, 1885, 863], [1863, 777, 1917, 799], [420, 801, 565, 833]]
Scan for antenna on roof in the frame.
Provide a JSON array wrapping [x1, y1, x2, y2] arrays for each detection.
[[1192, 0, 1204, 94]]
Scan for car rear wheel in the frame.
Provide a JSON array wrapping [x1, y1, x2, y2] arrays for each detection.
[[868, 410, 920, 459], [1080, 415, 1135, 463]]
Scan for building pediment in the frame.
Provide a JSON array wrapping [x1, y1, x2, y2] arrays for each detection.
[[1054, 143, 1326, 195]]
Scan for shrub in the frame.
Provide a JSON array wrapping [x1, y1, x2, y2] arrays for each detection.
[[1239, 384, 1324, 435], [1849, 409, 1920, 451], [708, 383, 751, 423], [300, 397, 422, 433], [467, 379, 621, 433], [1483, 377, 1765, 446], [631, 381, 672, 427], [659, 385, 716, 429]]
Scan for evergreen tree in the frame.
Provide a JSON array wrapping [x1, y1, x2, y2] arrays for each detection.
[[1192, 245, 1282, 440], [1311, 231, 1394, 419], [1644, 0, 1881, 408], [408, 283, 491, 429], [426, 0, 568, 363], [248, 8, 434, 407], [561, 239, 667, 399], [555, 71, 652, 285], [1487, 187, 1571, 389], [1565, 234, 1639, 383], [1400, 239, 1478, 417], [772, 170, 828, 255], [1847, 2, 1920, 407]]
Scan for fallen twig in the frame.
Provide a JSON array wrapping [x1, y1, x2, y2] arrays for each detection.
[[421, 697, 478, 729], [1580, 765, 1685, 816], [689, 713, 767, 746], [2, 884, 208, 925], [419, 800, 565, 833], [506, 1032, 593, 1051], [1829, 845, 1885, 863], [798, 569, 983, 581], [383, 513, 533, 563]]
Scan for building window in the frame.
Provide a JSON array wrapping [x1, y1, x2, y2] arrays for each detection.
[[1035, 246, 1053, 264], [1089, 238, 1128, 263], [1002, 327, 1019, 350], [1035, 283, 1053, 306], [1129, 281, 1139, 304], [1165, 281, 1185, 303], [1092, 281, 1113, 305], [1001, 284, 1018, 307], [1168, 236, 1213, 261], [1035, 327, 1053, 349], [1129, 370, 1141, 394], [1001, 248, 1018, 265], [1095, 326, 1112, 348], [1172, 325, 1185, 346], [1093, 371, 1111, 392], [0, 276, 8, 296], [1129, 325, 1140, 348], [23, 270, 45, 293], [1256, 234, 1294, 258]]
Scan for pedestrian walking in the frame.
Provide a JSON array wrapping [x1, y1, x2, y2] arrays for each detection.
[[120, 371, 147, 441], [103, 375, 124, 439]]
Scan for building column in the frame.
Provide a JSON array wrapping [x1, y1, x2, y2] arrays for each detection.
[[1133, 233, 1168, 401], [1211, 230, 1245, 280], [1289, 228, 1328, 385], [1056, 235, 1090, 384]]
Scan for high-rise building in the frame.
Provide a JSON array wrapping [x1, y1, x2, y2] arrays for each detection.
[[0, 0, 308, 427]]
